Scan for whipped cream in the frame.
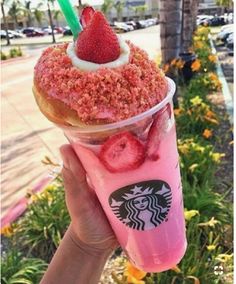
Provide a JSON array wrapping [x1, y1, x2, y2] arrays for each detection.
[[66, 36, 130, 71]]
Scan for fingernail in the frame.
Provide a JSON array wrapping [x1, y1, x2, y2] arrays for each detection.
[[60, 147, 70, 170]]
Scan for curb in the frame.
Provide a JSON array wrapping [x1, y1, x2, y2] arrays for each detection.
[[209, 36, 233, 125], [1, 54, 31, 65], [1, 174, 56, 229]]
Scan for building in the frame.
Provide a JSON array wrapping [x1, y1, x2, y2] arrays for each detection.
[[198, 0, 224, 15]]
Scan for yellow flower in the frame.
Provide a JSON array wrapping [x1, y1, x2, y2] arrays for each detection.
[[202, 129, 213, 139], [189, 164, 198, 172], [184, 209, 199, 221], [194, 41, 204, 49], [163, 63, 169, 74], [176, 59, 185, 69], [178, 144, 189, 155], [191, 59, 201, 72], [211, 152, 225, 163], [171, 265, 182, 273], [198, 217, 219, 228], [208, 54, 217, 63], [174, 108, 181, 116], [125, 262, 146, 284], [216, 253, 233, 263], [1, 225, 13, 237], [207, 244, 216, 251], [190, 96, 202, 106]]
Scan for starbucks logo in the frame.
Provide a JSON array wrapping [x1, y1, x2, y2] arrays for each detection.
[[109, 180, 172, 231]]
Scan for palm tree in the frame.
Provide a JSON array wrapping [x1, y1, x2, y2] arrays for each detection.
[[159, 0, 183, 64], [114, 0, 124, 21], [53, 10, 62, 27], [22, 0, 32, 27], [216, 0, 233, 13], [191, 0, 199, 32], [181, 0, 191, 51], [8, 0, 22, 29], [101, 0, 114, 20], [132, 5, 147, 20], [46, 0, 56, 43], [1, 0, 10, 45], [34, 4, 44, 28]]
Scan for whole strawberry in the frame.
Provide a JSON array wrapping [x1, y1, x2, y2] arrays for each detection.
[[76, 11, 120, 64]]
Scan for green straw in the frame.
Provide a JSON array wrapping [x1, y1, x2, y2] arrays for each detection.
[[57, 0, 83, 39]]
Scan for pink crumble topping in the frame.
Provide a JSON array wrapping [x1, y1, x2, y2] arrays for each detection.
[[34, 42, 168, 124]]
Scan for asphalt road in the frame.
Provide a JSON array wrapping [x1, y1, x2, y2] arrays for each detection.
[[1, 25, 161, 217]]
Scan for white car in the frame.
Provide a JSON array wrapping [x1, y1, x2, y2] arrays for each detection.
[[217, 25, 234, 42], [114, 22, 134, 32], [196, 15, 213, 26]]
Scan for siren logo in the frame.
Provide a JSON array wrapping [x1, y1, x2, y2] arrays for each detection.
[[109, 180, 172, 231]]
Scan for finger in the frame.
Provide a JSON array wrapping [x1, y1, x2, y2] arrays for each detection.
[[60, 144, 86, 185], [60, 144, 90, 200]]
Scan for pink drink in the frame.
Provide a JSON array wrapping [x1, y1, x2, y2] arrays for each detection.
[[60, 78, 187, 272]]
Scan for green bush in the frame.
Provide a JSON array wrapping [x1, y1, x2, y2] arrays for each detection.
[[178, 138, 224, 186], [1, 249, 47, 284], [176, 97, 219, 138], [12, 177, 70, 262], [1, 51, 8, 60]]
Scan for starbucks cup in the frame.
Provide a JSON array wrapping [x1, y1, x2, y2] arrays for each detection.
[[58, 77, 187, 272]]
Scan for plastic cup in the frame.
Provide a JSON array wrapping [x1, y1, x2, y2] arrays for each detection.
[[57, 77, 187, 272]]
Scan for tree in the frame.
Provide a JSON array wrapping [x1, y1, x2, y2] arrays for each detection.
[[34, 4, 44, 28], [22, 0, 32, 27], [216, 0, 233, 13], [114, 0, 124, 21], [216, 0, 233, 8], [8, 0, 22, 29], [181, 0, 191, 51], [1, 0, 11, 45], [132, 5, 147, 20], [159, 0, 183, 64], [47, 0, 56, 43], [101, 0, 114, 19], [53, 10, 62, 27]]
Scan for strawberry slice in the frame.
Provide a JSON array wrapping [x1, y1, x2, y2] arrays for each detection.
[[99, 132, 145, 173], [80, 6, 95, 28], [146, 104, 172, 161], [76, 11, 120, 64]]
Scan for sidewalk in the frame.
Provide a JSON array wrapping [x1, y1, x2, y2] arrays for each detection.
[[1, 54, 67, 217]]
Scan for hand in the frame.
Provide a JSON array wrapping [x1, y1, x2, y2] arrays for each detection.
[[60, 144, 118, 254]]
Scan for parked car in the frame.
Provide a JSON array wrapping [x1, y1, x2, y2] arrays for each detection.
[[63, 27, 73, 36], [217, 25, 234, 42], [1, 30, 14, 39], [22, 27, 45, 37], [125, 21, 137, 29], [136, 20, 148, 29], [208, 16, 225, 26], [54, 26, 64, 33], [226, 32, 234, 49], [114, 22, 134, 32], [145, 18, 157, 27], [196, 15, 213, 26], [8, 30, 24, 38]]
